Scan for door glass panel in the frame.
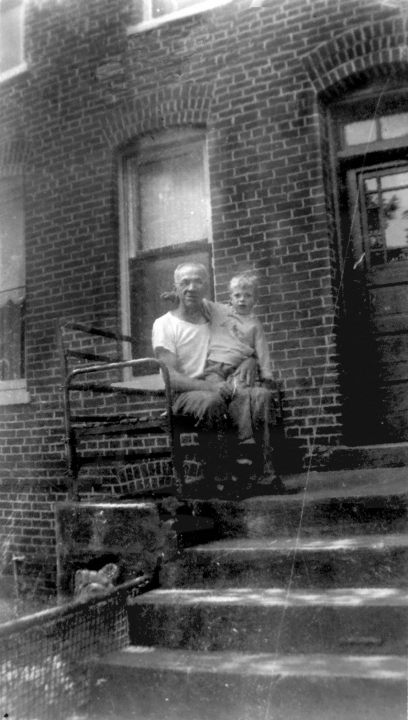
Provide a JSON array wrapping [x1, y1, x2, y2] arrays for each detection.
[[364, 190, 384, 263], [381, 188, 408, 253], [364, 177, 378, 192], [360, 168, 408, 264], [380, 172, 408, 190]]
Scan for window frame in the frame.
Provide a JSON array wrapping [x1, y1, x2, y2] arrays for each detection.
[[330, 87, 408, 274], [0, 173, 29, 405], [351, 160, 408, 268], [118, 129, 213, 365], [128, 0, 233, 34]]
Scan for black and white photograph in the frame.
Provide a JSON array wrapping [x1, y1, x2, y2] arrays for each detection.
[[0, 0, 407, 717]]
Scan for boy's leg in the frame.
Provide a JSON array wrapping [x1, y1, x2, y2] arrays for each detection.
[[248, 387, 287, 493]]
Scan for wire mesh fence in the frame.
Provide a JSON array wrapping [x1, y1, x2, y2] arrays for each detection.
[[0, 576, 149, 720]]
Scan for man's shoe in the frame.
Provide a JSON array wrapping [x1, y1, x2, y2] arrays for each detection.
[[252, 474, 299, 496]]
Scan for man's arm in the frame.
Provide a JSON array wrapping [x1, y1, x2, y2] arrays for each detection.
[[155, 346, 232, 398], [154, 347, 209, 391]]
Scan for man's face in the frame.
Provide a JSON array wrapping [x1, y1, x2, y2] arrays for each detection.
[[174, 265, 208, 310]]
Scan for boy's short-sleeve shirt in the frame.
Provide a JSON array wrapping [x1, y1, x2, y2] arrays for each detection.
[[206, 302, 272, 379]]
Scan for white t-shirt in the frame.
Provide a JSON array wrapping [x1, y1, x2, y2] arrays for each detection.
[[152, 311, 211, 379]]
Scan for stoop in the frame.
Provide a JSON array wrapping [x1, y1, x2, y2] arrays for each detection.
[[87, 464, 408, 720]]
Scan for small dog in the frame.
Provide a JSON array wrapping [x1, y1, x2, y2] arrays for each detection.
[[74, 562, 119, 600]]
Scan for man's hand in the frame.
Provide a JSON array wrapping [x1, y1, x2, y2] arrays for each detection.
[[235, 357, 258, 387], [205, 379, 233, 401]]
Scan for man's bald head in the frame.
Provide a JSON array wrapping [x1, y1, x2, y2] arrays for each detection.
[[174, 262, 209, 286]]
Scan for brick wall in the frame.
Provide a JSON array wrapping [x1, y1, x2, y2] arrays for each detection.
[[0, 0, 406, 590]]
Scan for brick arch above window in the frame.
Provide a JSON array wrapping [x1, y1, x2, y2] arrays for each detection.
[[303, 17, 408, 99], [99, 83, 214, 150]]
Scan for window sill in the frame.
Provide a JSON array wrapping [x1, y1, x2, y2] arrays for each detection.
[[127, 0, 232, 34], [0, 61, 28, 84], [0, 380, 30, 405]]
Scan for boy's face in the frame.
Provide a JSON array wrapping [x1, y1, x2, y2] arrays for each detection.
[[230, 285, 256, 315]]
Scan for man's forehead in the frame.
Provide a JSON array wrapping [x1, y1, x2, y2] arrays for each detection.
[[175, 264, 208, 282]]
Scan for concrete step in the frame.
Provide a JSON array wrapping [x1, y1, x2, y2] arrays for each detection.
[[127, 587, 408, 655], [164, 533, 408, 590], [175, 467, 407, 545], [88, 647, 407, 720]]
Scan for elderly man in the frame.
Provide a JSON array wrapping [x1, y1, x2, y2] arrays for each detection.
[[152, 262, 285, 498]]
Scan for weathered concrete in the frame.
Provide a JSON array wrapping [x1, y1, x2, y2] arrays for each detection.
[[88, 648, 407, 720], [55, 501, 177, 597], [86, 466, 408, 719], [128, 587, 408, 655], [166, 534, 408, 589]]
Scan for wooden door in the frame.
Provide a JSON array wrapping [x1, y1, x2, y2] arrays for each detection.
[[344, 164, 408, 443]]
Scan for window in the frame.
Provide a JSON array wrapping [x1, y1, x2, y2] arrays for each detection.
[[119, 129, 212, 359], [0, 176, 28, 404], [0, 0, 25, 79], [132, 0, 232, 31], [343, 111, 408, 148]]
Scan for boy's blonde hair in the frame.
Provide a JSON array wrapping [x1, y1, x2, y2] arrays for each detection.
[[229, 272, 259, 296]]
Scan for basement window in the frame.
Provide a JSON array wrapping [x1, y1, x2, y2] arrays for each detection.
[[129, 0, 233, 33], [0, 0, 26, 81]]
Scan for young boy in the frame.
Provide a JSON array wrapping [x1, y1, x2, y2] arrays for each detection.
[[202, 272, 279, 486], [203, 272, 273, 391]]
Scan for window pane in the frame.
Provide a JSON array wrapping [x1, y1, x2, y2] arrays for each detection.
[[0, 178, 25, 380], [364, 191, 384, 256], [0, 182, 25, 291], [152, 0, 202, 18], [380, 113, 408, 140], [380, 172, 408, 191], [0, 289, 24, 380], [344, 119, 377, 146], [139, 147, 208, 251], [381, 188, 408, 250], [0, 0, 23, 74], [364, 177, 378, 192]]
